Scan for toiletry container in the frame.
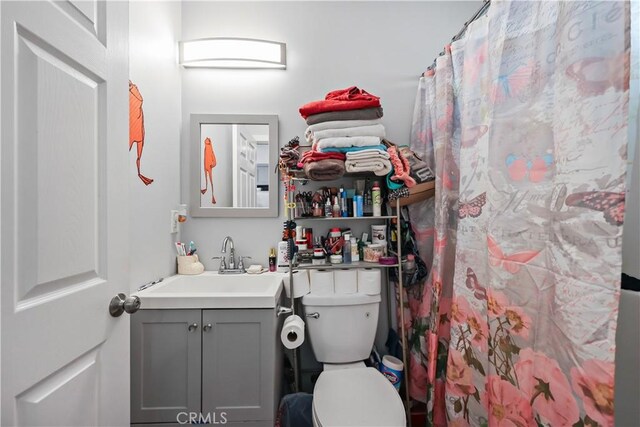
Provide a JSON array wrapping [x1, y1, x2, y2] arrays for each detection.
[[177, 255, 205, 275], [269, 248, 277, 272], [372, 181, 382, 217]]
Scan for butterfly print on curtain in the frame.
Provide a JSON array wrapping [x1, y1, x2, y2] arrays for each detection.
[[565, 191, 625, 226]]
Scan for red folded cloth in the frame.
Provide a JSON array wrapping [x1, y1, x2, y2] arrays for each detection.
[[297, 150, 346, 167], [299, 86, 381, 119]]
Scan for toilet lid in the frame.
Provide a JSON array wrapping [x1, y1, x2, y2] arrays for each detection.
[[313, 367, 406, 427]]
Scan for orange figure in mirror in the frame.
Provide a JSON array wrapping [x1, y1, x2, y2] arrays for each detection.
[[201, 137, 217, 204], [129, 81, 153, 185]]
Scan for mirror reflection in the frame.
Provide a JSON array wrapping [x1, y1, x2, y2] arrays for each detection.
[[199, 124, 270, 208], [190, 114, 278, 218]]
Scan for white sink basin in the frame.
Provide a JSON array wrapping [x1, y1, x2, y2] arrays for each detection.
[[134, 271, 285, 309]]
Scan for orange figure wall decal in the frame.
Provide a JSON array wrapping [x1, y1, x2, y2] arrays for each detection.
[[129, 81, 153, 186], [201, 137, 217, 204]]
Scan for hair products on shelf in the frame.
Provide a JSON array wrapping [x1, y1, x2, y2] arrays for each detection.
[[372, 181, 382, 217]]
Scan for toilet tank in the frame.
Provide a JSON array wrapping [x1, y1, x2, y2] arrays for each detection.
[[302, 293, 381, 363]]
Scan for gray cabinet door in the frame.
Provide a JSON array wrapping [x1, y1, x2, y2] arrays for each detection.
[[131, 310, 202, 424], [202, 309, 278, 422]]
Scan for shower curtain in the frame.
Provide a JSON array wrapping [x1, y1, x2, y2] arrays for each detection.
[[406, 1, 631, 426]]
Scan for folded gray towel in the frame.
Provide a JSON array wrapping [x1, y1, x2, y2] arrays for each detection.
[[305, 107, 384, 126]]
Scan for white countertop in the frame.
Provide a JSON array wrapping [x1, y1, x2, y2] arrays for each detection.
[[134, 271, 285, 309]]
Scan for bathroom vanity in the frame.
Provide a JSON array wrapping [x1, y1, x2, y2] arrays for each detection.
[[130, 273, 284, 427]]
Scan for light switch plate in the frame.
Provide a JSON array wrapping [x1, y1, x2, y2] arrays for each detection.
[[170, 210, 178, 233]]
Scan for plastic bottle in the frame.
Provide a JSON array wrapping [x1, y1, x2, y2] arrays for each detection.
[[325, 198, 332, 217], [343, 234, 352, 264], [340, 187, 348, 217], [269, 248, 277, 272], [351, 237, 359, 262], [356, 195, 363, 217], [363, 178, 373, 217], [372, 181, 382, 217], [332, 197, 340, 218]]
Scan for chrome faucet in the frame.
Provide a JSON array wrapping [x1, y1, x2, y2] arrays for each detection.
[[215, 236, 246, 274], [221, 236, 236, 269]]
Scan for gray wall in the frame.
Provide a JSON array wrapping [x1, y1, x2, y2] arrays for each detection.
[[180, 1, 481, 267], [129, 1, 182, 291]]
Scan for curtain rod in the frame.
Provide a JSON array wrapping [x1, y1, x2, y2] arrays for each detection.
[[421, 0, 491, 76]]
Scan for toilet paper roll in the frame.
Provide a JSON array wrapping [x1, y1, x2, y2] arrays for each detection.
[[283, 270, 311, 299], [281, 315, 305, 349], [334, 269, 358, 294], [357, 268, 382, 295], [310, 270, 334, 295]]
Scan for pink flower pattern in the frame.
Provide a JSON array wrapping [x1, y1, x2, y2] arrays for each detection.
[[486, 290, 508, 317], [515, 349, 580, 426], [504, 306, 531, 338], [446, 349, 476, 397], [482, 376, 533, 427], [571, 359, 615, 427]]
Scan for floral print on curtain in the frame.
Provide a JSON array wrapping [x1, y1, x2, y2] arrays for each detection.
[[448, 1, 630, 426], [405, 47, 460, 425], [408, 1, 631, 426]]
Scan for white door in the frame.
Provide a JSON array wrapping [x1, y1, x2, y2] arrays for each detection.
[[232, 125, 257, 208], [1, 1, 130, 425]]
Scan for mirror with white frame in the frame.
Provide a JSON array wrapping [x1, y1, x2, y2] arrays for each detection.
[[190, 114, 279, 217]]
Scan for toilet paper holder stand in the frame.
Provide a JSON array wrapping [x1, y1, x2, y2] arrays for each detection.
[[276, 305, 293, 317], [277, 305, 319, 319]]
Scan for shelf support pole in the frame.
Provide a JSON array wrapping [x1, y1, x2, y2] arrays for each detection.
[[396, 198, 411, 426]]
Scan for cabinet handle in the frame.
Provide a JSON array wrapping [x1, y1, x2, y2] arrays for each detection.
[[203, 323, 212, 332], [188, 323, 198, 331]]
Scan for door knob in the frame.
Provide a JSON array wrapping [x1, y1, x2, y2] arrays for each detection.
[[203, 323, 212, 332], [109, 293, 141, 317], [188, 323, 198, 332]]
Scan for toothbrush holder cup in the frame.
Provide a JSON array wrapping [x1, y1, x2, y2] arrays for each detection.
[[177, 254, 205, 275]]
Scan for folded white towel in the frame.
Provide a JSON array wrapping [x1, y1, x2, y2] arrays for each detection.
[[312, 124, 386, 143], [345, 159, 392, 176], [314, 136, 382, 151], [305, 119, 383, 142], [346, 148, 390, 160]]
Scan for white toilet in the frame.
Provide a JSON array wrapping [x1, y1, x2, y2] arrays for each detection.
[[302, 292, 407, 427]]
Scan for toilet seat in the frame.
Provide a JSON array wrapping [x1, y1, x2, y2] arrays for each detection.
[[312, 367, 406, 427]]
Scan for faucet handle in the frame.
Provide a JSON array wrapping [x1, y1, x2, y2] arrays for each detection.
[[211, 256, 226, 271], [238, 256, 251, 271]]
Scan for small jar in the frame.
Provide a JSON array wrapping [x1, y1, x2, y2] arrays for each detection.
[[330, 254, 343, 264], [364, 243, 385, 263]]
